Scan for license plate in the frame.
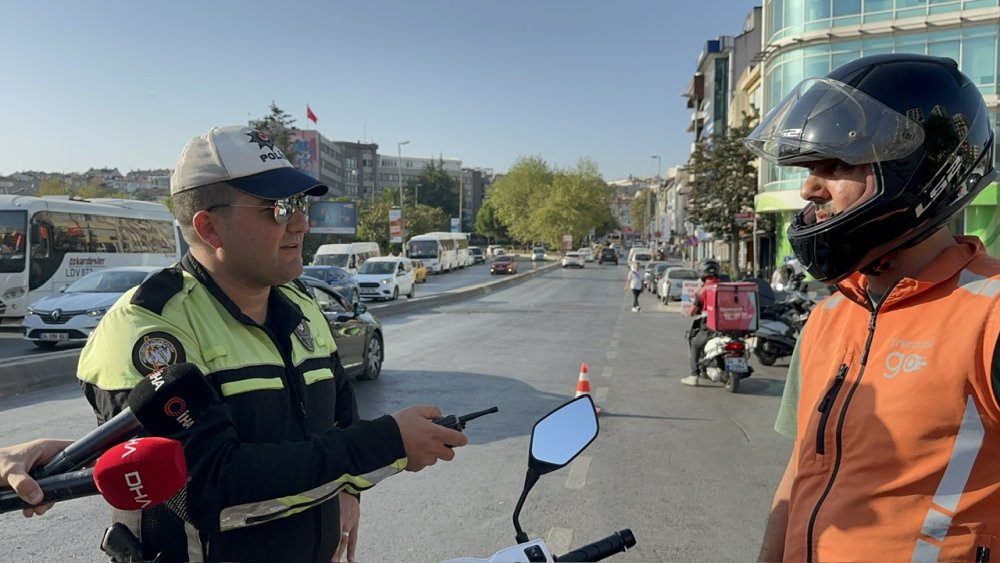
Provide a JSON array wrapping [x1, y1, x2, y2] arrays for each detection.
[[40, 332, 68, 341], [725, 357, 748, 373]]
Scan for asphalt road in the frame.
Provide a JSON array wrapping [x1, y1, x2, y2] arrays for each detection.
[[0, 262, 793, 562]]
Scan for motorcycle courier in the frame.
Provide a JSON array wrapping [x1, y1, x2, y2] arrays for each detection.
[[684, 260, 759, 392]]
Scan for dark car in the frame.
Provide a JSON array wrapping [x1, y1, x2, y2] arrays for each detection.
[[303, 265, 360, 304], [490, 255, 518, 275], [300, 275, 383, 380], [468, 246, 486, 264], [598, 248, 619, 265]]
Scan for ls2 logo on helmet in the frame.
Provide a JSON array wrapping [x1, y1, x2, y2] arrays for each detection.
[[883, 352, 928, 379]]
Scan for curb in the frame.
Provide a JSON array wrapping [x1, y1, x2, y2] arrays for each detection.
[[0, 260, 562, 400]]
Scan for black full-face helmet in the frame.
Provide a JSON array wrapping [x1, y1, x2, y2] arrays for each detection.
[[743, 54, 995, 283], [700, 259, 720, 281]]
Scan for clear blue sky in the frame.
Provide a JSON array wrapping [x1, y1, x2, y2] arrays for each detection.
[[1, 0, 759, 181]]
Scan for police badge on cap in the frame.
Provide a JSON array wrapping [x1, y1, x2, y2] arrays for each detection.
[[132, 332, 186, 375], [294, 320, 314, 352]]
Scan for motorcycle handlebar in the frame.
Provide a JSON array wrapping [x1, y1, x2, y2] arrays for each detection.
[[555, 529, 636, 562]]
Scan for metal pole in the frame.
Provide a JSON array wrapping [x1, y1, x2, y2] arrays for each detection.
[[397, 140, 409, 242], [649, 155, 661, 248]]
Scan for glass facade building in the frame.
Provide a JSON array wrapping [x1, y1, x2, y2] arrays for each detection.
[[758, 0, 1000, 262]]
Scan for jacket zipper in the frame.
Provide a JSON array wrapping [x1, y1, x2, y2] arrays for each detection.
[[805, 288, 890, 563], [814, 364, 848, 455]]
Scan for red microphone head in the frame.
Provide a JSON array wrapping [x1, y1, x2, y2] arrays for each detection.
[[93, 437, 187, 510]]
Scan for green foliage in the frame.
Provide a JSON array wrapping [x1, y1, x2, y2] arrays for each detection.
[[685, 113, 761, 250], [629, 191, 653, 238], [482, 156, 614, 249], [249, 102, 298, 162], [37, 178, 70, 195], [408, 159, 460, 219]]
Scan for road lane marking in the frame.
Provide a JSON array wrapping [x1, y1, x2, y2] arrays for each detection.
[[595, 387, 608, 403], [546, 527, 573, 556], [606, 349, 616, 360], [601, 366, 614, 379], [566, 456, 591, 489]]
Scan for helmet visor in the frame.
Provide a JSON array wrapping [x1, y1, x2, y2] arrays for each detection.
[[743, 78, 924, 166]]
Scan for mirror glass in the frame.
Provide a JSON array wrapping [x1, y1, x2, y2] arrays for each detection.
[[530, 395, 598, 466]]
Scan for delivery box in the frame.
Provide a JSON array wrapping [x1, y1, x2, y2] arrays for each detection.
[[704, 282, 759, 332]]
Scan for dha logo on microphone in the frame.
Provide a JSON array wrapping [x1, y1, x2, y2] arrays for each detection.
[[146, 369, 196, 429], [119, 440, 152, 508]]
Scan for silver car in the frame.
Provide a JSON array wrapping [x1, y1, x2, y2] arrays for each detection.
[[22, 266, 163, 348]]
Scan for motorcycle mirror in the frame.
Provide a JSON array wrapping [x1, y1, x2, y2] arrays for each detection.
[[512, 395, 600, 544], [529, 394, 599, 472]]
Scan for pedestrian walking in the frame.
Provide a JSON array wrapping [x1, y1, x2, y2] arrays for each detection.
[[624, 261, 643, 312]]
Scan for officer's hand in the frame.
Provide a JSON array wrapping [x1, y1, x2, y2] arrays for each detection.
[[0, 438, 73, 517], [391, 406, 469, 472]]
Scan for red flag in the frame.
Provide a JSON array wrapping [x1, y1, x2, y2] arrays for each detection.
[[306, 105, 318, 124]]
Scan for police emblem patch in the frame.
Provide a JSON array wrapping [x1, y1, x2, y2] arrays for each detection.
[[131, 332, 186, 375], [294, 321, 314, 352]]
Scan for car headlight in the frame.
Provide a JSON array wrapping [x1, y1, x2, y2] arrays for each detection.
[[86, 307, 109, 318], [380, 278, 392, 285], [26, 306, 35, 316]]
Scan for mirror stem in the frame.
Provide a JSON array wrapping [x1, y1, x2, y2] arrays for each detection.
[[513, 467, 540, 544]]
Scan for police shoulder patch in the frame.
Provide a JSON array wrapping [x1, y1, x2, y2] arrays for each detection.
[[132, 332, 186, 375]]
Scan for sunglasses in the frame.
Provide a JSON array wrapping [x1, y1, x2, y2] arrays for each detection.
[[208, 195, 310, 225]]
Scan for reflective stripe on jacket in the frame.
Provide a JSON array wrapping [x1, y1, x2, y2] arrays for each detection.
[[785, 236, 1000, 562]]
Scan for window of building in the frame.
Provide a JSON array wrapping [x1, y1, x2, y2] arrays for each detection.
[[928, 28, 961, 62], [962, 31, 997, 89]]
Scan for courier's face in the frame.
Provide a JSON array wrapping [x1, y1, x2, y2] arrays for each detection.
[[216, 191, 309, 288], [799, 160, 873, 224]]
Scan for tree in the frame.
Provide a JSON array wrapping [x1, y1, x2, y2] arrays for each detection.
[[37, 178, 70, 196], [77, 177, 126, 199], [474, 199, 507, 243], [482, 156, 613, 249], [249, 102, 298, 162], [629, 191, 653, 241], [408, 159, 460, 218], [685, 113, 761, 275]]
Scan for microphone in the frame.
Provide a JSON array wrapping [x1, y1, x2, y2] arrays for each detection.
[[33, 363, 214, 479], [0, 437, 187, 513]]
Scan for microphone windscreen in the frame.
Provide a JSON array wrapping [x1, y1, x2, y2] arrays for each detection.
[[93, 437, 187, 510], [126, 362, 214, 437]]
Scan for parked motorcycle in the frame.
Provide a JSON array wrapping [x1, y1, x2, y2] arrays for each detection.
[[446, 395, 637, 562]]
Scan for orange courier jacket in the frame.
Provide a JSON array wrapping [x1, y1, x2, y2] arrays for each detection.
[[784, 237, 1000, 562]]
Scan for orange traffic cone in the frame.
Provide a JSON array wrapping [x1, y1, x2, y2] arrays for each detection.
[[574, 362, 602, 416]]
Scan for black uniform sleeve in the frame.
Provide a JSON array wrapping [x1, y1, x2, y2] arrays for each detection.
[[332, 351, 359, 428], [80, 381, 130, 424]]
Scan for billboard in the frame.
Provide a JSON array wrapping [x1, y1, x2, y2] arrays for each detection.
[[308, 202, 357, 235], [389, 208, 403, 243], [450, 218, 460, 233], [288, 130, 319, 179]]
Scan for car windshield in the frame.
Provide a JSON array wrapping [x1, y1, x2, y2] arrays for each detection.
[[304, 266, 348, 281], [358, 261, 397, 275], [313, 253, 349, 267], [669, 269, 699, 280], [494, 256, 514, 263], [470, 248, 482, 255], [566, 253, 580, 257], [66, 270, 151, 293], [408, 240, 438, 258], [634, 254, 652, 261]]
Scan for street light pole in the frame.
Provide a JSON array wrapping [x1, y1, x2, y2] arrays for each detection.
[[649, 155, 661, 248], [396, 140, 410, 242]]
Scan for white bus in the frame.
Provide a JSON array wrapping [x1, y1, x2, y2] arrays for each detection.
[[0, 195, 180, 321], [406, 232, 458, 274]]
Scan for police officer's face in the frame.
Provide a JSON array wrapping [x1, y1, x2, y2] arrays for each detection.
[[218, 192, 310, 287], [800, 160, 872, 224]]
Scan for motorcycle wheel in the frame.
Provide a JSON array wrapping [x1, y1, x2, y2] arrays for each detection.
[[755, 349, 777, 366], [725, 371, 740, 393]]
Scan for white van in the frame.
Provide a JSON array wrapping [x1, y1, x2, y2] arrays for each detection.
[[627, 247, 654, 266], [312, 242, 380, 274], [354, 257, 415, 301]]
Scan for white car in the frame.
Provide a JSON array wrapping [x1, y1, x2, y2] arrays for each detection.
[[561, 252, 585, 269], [354, 257, 415, 301], [22, 266, 163, 348], [658, 267, 700, 302], [577, 248, 595, 262]]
